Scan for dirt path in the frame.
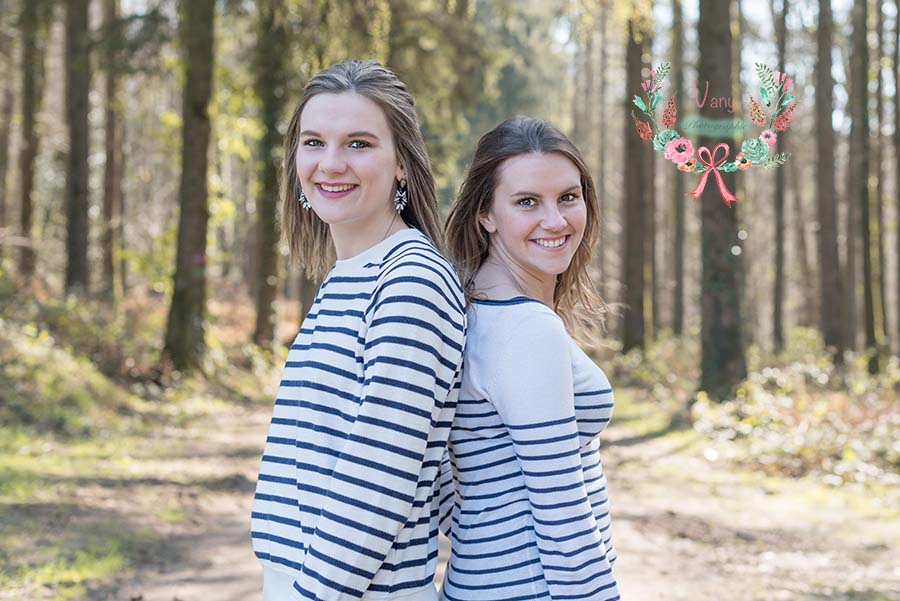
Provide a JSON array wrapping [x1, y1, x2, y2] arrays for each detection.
[[110, 406, 270, 601], [604, 426, 900, 601], [110, 398, 900, 601]]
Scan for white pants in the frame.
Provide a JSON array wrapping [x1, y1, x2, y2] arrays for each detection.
[[263, 568, 438, 601]]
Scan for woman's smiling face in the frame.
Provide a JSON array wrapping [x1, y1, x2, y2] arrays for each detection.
[[480, 152, 587, 286], [296, 91, 404, 238]]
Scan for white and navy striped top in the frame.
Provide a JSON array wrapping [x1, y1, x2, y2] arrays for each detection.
[[439, 297, 618, 601], [251, 228, 466, 600]]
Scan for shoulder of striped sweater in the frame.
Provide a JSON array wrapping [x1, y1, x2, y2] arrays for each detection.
[[486, 301, 566, 348], [376, 246, 465, 308]]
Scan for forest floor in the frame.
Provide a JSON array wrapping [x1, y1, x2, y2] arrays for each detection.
[[2, 284, 899, 601], [4, 384, 898, 601]]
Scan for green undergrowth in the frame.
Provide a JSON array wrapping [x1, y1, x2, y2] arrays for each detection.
[[0, 269, 280, 599], [607, 328, 900, 489], [0, 268, 280, 438], [611, 383, 900, 535]]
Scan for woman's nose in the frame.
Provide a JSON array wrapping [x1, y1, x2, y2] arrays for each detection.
[[318, 147, 347, 174], [540, 204, 567, 231]]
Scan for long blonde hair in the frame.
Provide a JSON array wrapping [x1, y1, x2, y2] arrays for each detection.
[[445, 116, 608, 334], [281, 60, 442, 278]]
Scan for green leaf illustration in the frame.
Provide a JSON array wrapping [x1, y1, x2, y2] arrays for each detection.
[[755, 62, 777, 100], [650, 92, 662, 110], [655, 62, 671, 83], [764, 152, 791, 169], [780, 94, 795, 108], [760, 86, 771, 107], [633, 95, 648, 112]]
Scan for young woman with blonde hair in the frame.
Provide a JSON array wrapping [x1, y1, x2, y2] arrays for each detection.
[[251, 60, 466, 601], [440, 116, 619, 600]]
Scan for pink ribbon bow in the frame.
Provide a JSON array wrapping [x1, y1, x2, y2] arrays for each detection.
[[685, 143, 739, 207]]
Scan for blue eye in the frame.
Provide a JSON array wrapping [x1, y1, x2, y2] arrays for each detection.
[[349, 140, 371, 149], [561, 193, 579, 203], [303, 139, 323, 147], [517, 197, 536, 208]]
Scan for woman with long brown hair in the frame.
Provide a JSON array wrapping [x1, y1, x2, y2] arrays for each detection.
[[440, 116, 619, 600], [251, 60, 466, 601]]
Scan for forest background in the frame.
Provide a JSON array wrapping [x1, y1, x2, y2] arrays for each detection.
[[1, 0, 899, 599]]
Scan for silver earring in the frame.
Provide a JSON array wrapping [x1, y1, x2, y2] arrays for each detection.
[[299, 189, 310, 210], [393, 179, 408, 213]]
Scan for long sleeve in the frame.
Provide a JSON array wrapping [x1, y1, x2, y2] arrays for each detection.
[[487, 309, 618, 601], [434, 449, 455, 537], [291, 259, 465, 600]]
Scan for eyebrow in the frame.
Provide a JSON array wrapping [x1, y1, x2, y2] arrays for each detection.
[[298, 129, 380, 139], [511, 184, 581, 197]]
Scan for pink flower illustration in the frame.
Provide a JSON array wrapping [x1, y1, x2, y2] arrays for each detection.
[[760, 129, 777, 147], [664, 137, 695, 164], [784, 77, 793, 90]]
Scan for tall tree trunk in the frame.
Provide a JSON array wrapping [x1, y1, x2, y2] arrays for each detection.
[[17, 0, 51, 280], [671, 0, 685, 337], [894, 0, 900, 357], [731, 0, 752, 347], [118, 119, 127, 293], [648, 139, 657, 340], [698, 0, 746, 400], [102, 0, 123, 305], [596, 3, 607, 301], [0, 2, 14, 262], [843, 41, 859, 352], [772, 0, 787, 353], [645, 28, 658, 341], [622, 14, 647, 353], [252, 0, 289, 348], [582, 20, 595, 166], [570, 18, 585, 149], [873, 0, 889, 348], [849, 0, 878, 373], [789, 158, 815, 327], [816, 0, 845, 361], [64, 0, 91, 295], [162, 0, 215, 370]]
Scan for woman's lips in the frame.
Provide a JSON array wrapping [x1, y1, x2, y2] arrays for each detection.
[[531, 235, 570, 251], [316, 183, 358, 199]]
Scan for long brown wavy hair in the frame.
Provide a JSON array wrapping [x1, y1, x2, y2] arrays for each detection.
[[281, 60, 442, 278], [445, 116, 608, 334]]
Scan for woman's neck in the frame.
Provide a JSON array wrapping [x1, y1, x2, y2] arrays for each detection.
[[473, 253, 555, 306], [330, 211, 407, 260]]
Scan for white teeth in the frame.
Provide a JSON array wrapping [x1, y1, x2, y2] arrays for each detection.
[[320, 184, 355, 192], [535, 237, 566, 248]]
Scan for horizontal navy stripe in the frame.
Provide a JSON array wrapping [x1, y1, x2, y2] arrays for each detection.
[[507, 415, 577, 430], [370, 296, 465, 332], [573, 388, 612, 397]]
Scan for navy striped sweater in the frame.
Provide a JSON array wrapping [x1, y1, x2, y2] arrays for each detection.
[[252, 228, 466, 600], [438, 298, 619, 601]]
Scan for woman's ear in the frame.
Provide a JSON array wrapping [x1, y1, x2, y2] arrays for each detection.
[[395, 163, 406, 183], [479, 211, 497, 234]]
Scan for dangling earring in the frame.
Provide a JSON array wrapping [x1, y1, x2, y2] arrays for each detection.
[[393, 179, 408, 213], [299, 188, 310, 210]]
